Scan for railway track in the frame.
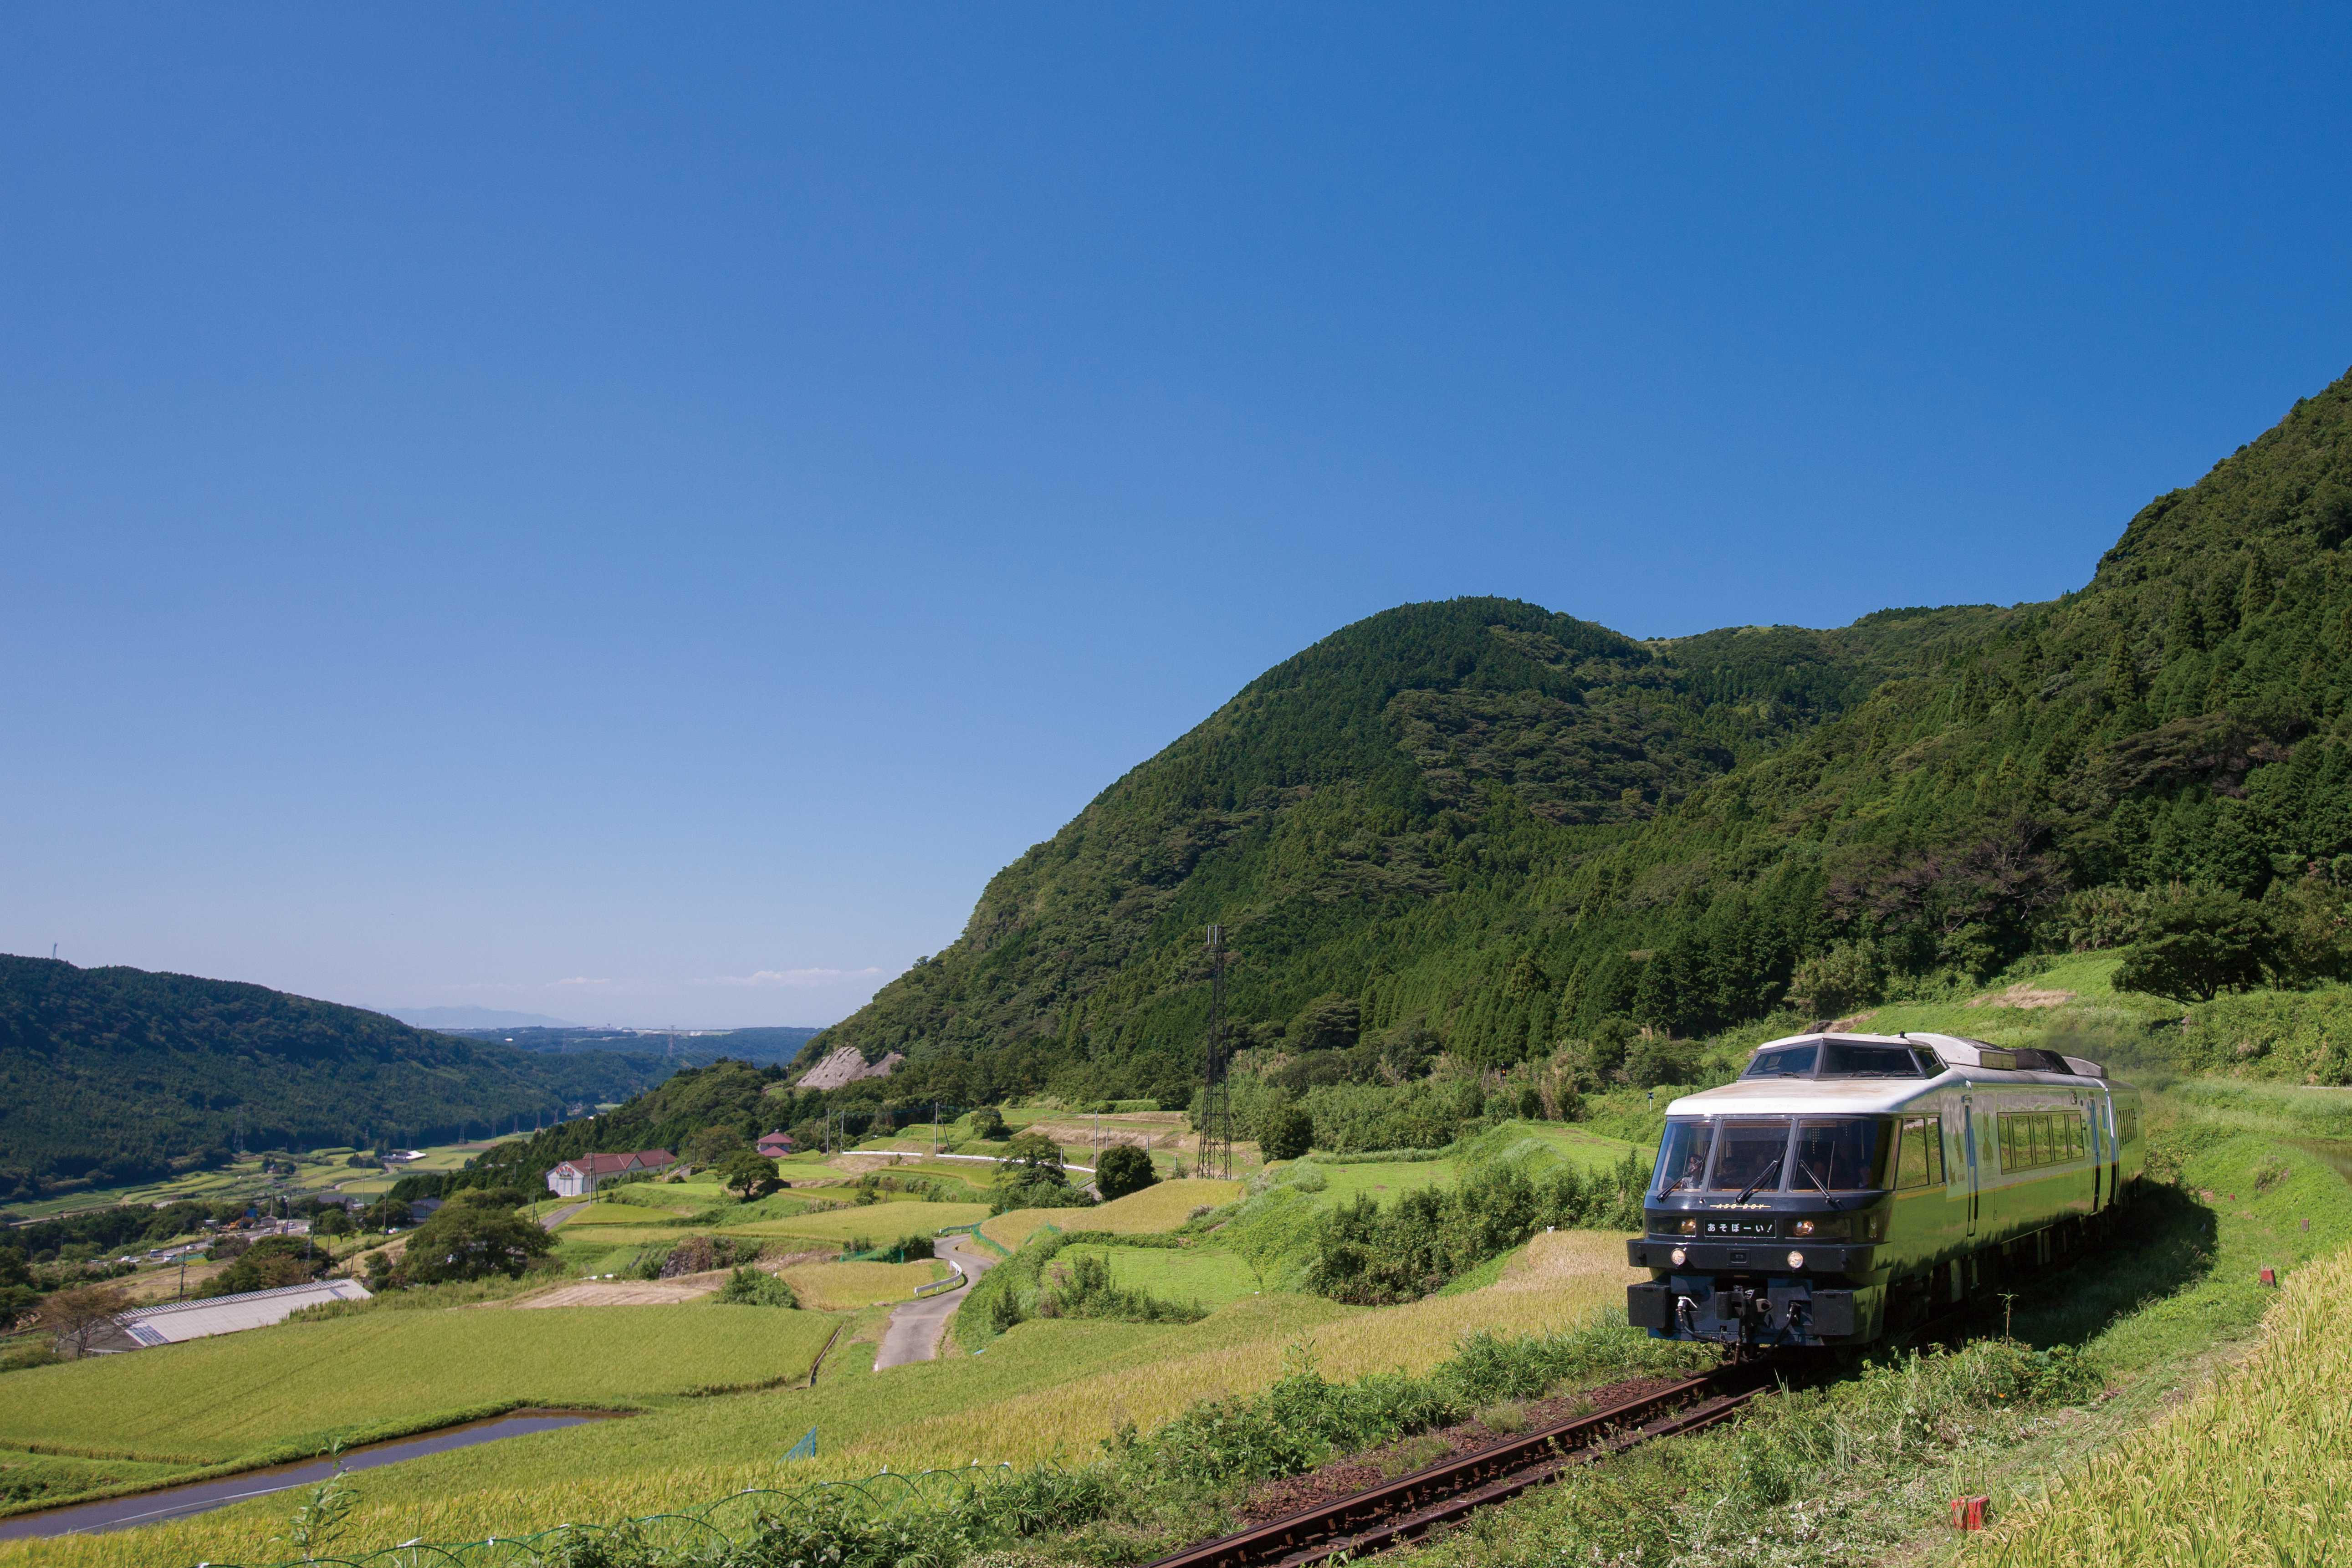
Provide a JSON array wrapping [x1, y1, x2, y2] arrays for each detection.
[[1144, 1367, 1771, 1568]]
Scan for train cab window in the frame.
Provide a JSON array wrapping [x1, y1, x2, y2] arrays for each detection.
[[1741, 1045, 1818, 1079], [1707, 1119, 1793, 1194], [1817, 1042, 1928, 1077], [2116, 1103, 2140, 1145], [1653, 1119, 1715, 1195], [1892, 1115, 1945, 1189], [1790, 1117, 1888, 1192]]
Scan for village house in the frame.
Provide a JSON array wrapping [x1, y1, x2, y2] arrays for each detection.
[[544, 1148, 677, 1198], [755, 1131, 795, 1159]]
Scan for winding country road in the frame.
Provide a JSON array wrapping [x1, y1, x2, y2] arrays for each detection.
[[873, 1234, 1000, 1370]]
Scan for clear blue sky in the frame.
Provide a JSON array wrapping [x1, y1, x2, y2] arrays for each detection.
[[5, 6, 2350, 1027]]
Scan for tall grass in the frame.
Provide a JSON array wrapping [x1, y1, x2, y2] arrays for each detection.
[[1974, 1243, 2352, 1568]]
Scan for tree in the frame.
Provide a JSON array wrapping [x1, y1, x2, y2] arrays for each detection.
[[361, 1198, 412, 1232], [997, 1131, 1065, 1183], [1094, 1143, 1157, 1200], [969, 1106, 1008, 1141], [682, 1126, 749, 1169], [718, 1150, 781, 1200], [1259, 1105, 1313, 1162], [39, 1283, 133, 1358], [395, 1204, 552, 1286], [1288, 994, 1362, 1052], [199, 1236, 322, 1297], [2115, 884, 2279, 1002]]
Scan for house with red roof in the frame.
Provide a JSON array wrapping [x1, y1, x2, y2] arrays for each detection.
[[756, 1131, 795, 1159], [545, 1148, 677, 1198]]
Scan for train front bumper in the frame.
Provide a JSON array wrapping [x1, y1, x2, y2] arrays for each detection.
[[1627, 1275, 1886, 1347]]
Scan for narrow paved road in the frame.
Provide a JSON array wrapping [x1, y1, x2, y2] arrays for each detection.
[[873, 1234, 999, 1370], [540, 1201, 588, 1230]]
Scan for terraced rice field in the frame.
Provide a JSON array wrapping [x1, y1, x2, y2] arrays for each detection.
[[1054, 1242, 1260, 1309], [981, 1178, 1242, 1251], [732, 1200, 990, 1244], [778, 1258, 950, 1310], [0, 1306, 836, 1474], [0, 1230, 1644, 1568]]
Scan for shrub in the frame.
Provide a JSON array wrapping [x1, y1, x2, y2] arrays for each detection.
[[713, 1266, 798, 1308], [1304, 1152, 1646, 1303], [1095, 1144, 1158, 1200], [1259, 1106, 1313, 1162], [1035, 1251, 1205, 1324]]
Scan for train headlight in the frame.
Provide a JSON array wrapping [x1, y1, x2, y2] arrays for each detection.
[[1791, 1219, 1815, 1237], [1786, 1250, 1806, 1271], [1670, 1247, 1687, 1267], [1677, 1218, 1697, 1235]]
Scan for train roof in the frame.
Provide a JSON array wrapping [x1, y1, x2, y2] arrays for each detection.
[[1659, 1031, 2114, 1120]]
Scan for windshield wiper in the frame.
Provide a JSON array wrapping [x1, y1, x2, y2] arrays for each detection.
[[1733, 1158, 1782, 1205], [1795, 1161, 1830, 1196]]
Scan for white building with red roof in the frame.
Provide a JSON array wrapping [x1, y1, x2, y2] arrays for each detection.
[[545, 1148, 677, 1198]]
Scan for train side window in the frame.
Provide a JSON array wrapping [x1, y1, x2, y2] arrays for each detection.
[[1998, 1114, 2017, 1172], [2069, 1113, 2086, 1160], [2030, 1114, 2050, 1166], [1892, 1115, 1946, 1189], [1894, 1118, 1930, 1189]]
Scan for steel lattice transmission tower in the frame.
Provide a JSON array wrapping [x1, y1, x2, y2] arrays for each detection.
[[1199, 924, 1233, 1182]]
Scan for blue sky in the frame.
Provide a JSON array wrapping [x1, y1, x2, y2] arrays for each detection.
[[5, 5, 2350, 1027]]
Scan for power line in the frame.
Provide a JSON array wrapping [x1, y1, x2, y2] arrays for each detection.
[[1200, 924, 1232, 1183]]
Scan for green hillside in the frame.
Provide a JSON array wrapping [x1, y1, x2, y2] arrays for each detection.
[[0, 956, 676, 1201], [810, 366, 2352, 1104]]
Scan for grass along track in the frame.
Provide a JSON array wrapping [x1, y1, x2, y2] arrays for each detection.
[[1146, 1367, 1768, 1568]]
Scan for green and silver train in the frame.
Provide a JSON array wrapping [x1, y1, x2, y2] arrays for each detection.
[[1626, 1031, 2144, 1351]]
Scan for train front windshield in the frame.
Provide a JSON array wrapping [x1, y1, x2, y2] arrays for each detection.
[[1652, 1116, 1892, 1195], [1654, 1119, 1714, 1194]]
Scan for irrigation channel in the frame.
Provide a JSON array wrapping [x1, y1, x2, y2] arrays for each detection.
[[0, 1410, 626, 1541], [1143, 1366, 1774, 1568]]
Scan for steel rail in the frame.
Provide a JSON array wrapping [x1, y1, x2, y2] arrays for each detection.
[[1143, 1368, 1768, 1568]]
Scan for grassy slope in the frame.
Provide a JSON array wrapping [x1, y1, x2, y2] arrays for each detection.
[[1382, 1091, 2352, 1568], [1971, 1240, 2352, 1565], [1056, 1242, 1264, 1311]]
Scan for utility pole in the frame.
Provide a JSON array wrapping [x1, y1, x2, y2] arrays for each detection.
[[1200, 925, 1232, 1182]]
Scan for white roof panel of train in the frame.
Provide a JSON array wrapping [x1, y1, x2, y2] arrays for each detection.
[[1660, 1031, 2104, 1120]]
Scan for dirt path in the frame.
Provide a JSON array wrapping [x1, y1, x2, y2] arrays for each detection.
[[539, 1201, 588, 1230], [873, 1235, 997, 1369]]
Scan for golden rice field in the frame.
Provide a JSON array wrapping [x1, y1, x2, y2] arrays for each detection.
[[745, 1200, 989, 1243], [0, 1305, 836, 1473], [555, 1201, 666, 1226], [778, 1258, 948, 1310], [1972, 1243, 2352, 1568], [0, 1231, 1641, 1568], [981, 1178, 1242, 1250]]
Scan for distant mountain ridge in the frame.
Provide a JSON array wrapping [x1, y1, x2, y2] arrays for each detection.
[[806, 365, 2352, 1105], [0, 957, 680, 1202], [456, 1025, 822, 1069], [386, 1006, 583, 1030]]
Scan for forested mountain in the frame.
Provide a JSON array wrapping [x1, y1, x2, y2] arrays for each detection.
[[0, 957, 677, 1200], [808, 366, 2352, 1106]]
